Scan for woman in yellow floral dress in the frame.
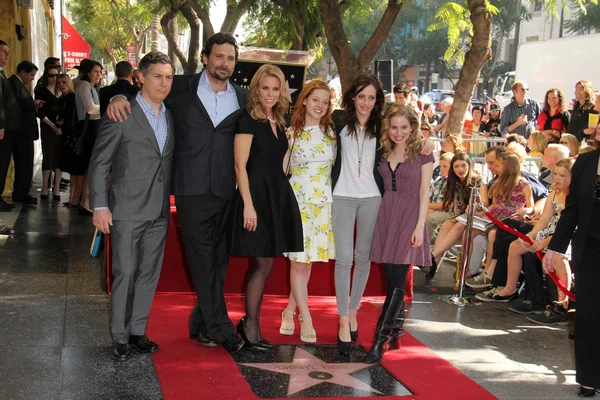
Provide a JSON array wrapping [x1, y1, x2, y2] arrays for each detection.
[[280, 80, 336, 343]]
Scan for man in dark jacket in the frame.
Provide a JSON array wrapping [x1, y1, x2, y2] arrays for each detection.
[[0, 39, 21, 214], [98, 61, 139, 115], [9, 61, 41, 205]]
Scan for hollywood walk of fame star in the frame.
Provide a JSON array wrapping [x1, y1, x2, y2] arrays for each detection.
[[239, 347, 381, 396], [285, 80, 298, 103], [243, 77, 248, 83], [290, 74, 295, 79]]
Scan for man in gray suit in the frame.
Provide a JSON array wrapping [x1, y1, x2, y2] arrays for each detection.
[[89, 52, 175, 361]]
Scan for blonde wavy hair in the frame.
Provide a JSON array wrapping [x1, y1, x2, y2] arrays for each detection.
[[380, 105, 422, 161], [443, 134, 465, 154], [506, 142, 527, 164], [559, 133, 580, 157], [528, 130, 548, 154], [247, 64, 289, 129]]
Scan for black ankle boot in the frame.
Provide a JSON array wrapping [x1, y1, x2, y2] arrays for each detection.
[[388, 304, 406, 350], [365, 288, 405, 364], [425, 254, 438, 282]]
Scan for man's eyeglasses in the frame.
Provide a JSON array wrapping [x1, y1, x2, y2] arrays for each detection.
[[520, 87, 530, 92], [47, 74, 57, 78]]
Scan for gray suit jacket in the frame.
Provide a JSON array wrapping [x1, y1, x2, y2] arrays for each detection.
[[89, 98, 174, 221]]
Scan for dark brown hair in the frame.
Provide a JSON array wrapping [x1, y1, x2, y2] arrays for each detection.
[[341, 74, 385, 139]]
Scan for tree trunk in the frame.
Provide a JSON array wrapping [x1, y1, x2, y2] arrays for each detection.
[[221, 0, 249, 33], [446, 0, 493, 135], [168, 17, 178, 70], [161, 9, 188, 71], [105, 48, 118, 72], [318, 0, 405, 93], [189, 1, 214, 39], [151, 15, 160, 52], [180, 1, 201, 74], [291, 13, 305, 51]]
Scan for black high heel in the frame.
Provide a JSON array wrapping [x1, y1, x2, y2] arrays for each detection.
[[337, 324, 352, 355], [350, 329, 358, 343], [237, 317, 269, 352]]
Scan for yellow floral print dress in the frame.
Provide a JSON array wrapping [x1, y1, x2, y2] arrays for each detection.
[[285, 125, 336, 263]]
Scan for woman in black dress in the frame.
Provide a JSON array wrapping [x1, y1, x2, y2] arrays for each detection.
[[35, 65, 62, 200], [228, 64, 303, 351], [543, 126, 600, 397], [55, 74, 82, 207]]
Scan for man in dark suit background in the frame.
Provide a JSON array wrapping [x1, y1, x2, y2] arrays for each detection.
[[9, 61, 41, 205], [0, 39, 21, 217], [99, 61, 139, 115], [107, 33, 248, 354], [90, 52, 175, 360]]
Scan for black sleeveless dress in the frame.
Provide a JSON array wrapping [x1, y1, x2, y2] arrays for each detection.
[[228, 112, 303, 257]]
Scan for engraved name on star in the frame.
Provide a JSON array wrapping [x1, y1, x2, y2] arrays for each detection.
[[239, 347, 381, 396]]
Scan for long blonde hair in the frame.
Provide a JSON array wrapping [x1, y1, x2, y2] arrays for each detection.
[[247, 64, 289, 129], [380, 105, 421, 161], [528, 130, 548, 154], [559, 133, 580, 157]]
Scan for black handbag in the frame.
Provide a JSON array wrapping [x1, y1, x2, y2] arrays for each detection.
[[75, 113, 90, 156]]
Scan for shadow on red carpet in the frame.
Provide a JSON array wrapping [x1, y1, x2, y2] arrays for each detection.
[[147, 294, 497, 400]]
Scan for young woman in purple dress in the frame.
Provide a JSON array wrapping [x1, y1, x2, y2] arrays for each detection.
[[365, 105, 434, 363]]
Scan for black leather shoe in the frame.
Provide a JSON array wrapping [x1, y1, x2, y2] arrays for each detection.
[[237, 318, 269, 352], [0, 200, 15, 212], [190, 331, 218, 347], [112, 343, 131, 360], [129, 335, 159, 353], [0, 225, 15, 235], [223, 334, 245, 355], [578, 386, 597, 397]]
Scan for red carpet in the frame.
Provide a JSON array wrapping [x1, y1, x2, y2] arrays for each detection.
[[147, 294, 497, 400]]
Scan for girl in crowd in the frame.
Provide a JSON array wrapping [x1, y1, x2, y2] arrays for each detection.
[[429, 153, 474, 277], [55, 74, 81, 207], [543, 126, 599, 396], [536, 87, 569, 143], [420, 121, 432, 140], [74, 59, 102, 214], [559, 133, 580, 157], [35, 65, 62, 200], [421, 103, 439, 126], [527, 130, 548, 158], [330, 74, 386, 354], [432, 134, 465, 179], [493, 158, 574, 305], [365, 105, 434, 363], [432, 152, 534, 282], [566, 80, 596, 142], [280, 80, 336, 343], [228, 64, 303, 351]]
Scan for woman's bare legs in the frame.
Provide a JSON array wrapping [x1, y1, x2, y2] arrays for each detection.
[[432, 221, 465, 262], [553, 256, 572, 307], [497, 239, 528, 296]]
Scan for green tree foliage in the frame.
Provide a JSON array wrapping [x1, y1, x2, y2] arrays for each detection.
[[564, 1, 600, 34], [242, 0, 324, 51]]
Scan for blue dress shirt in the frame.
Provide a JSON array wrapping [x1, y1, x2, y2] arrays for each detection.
[[136, 92, 168, 153], [196, 71, 240, 126]]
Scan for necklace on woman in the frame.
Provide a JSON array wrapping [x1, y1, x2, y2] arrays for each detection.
[[267, 116, 276, 124], [356, 129, 367, 177]]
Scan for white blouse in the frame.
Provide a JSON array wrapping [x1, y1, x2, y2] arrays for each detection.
[[333, 125, 381, 198]]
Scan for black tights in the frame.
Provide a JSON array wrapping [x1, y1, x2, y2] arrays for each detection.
[[244, 257, 274, 342], [380, 264, 410, 317]]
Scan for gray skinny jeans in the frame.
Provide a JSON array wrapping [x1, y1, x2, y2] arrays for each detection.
[[332, 195, 382, 316]]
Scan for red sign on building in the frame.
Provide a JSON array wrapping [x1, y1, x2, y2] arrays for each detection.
[[61, 16, 91, 69]]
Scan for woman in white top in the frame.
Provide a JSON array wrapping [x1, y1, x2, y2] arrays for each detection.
[[329, 74, 386, 354], [74, 59, 102, 214], [280, 80, 336, 343]]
